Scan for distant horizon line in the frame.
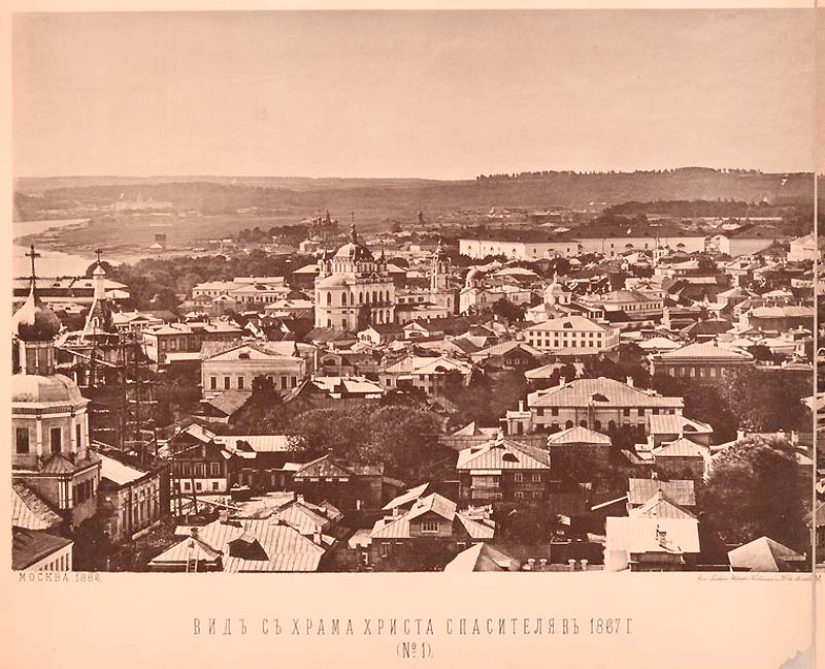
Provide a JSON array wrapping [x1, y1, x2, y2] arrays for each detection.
[[13, 166, 823, 183]]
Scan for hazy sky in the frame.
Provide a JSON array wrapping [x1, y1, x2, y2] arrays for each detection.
[[13, 10, 818, 179]]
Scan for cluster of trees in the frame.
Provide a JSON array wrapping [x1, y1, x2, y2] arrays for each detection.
[[87, 251, 314, 311], [441, 369, 529, 430], [235, 224, 309, 245], [650, 367, 811, 443], [229, 383, 453, 483], [603, 199, 793, 219], [700, 436, 810, 552]]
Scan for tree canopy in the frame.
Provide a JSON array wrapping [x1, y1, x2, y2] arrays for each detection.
[[701, 436, 809, 552]]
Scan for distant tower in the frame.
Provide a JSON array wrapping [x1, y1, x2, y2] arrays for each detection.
[[82, 249, 113, 341], [430, 239, 450, 292], [417, 210, 425, 225], [428, 239, 457, 315]]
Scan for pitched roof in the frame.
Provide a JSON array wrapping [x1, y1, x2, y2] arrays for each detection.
[[205, 390, 252, 416], [150, 519, 327, 572], [646, 414, 713, 437], [457, 438, 552, 471], [631, 491, 696, 520], [655, 342, 753, 361], [627, 478, 696, 507], [728, 536, 806, 572], [383, 482, 432, 510], [654, 438, 707, 458], [529, 378, 683, 409], [12, 528, 73, 570], [293, 454, 354, 479], [524, 316, 610, 333], [11, 483, 62, 531], [99, 453, 151, 486], [605, 516, 700, 555], [546, 426, 612, 446], [443, 543, 520, 572]]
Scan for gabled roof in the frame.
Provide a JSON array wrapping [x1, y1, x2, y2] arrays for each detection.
[[654, 438, 707, 458], [631, 491, 696, 520], [406, 493, 457, 522], [443, 543, 520, 572], [293, 454, 355, 479], [627, 478, 696, 507], [150, 519, 327, 572], [370, 494, 495, 541], [646, 414, 713, 437], [546, 426, 611, 446], [457, 438, 551, 470], [728, 536, 806, 572], [529, 378, 683, 409], [383, 482, 432, 510]]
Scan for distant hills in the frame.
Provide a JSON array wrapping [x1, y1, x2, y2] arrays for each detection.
[[13, 168, 820, 225]]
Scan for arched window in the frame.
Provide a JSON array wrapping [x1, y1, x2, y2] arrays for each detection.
[[326, 292, 332, 306], [565, 420, 574, 429], [342, 293, 347, 306], [358, 292, 363, 304]]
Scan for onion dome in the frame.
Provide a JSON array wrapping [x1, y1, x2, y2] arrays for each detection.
[[12, 373, 86, 405], [12, 287, 61, 342]]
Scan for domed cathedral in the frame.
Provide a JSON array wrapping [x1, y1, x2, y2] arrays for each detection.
[[314, 224, 396, 330], [428, 239, 458, 315], [12, 247, 101, 531]]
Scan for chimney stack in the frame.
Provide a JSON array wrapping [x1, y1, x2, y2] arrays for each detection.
[[626, 376, 634, 388], [518, 400, 525, 412], [580, 559, 588, 571], [297, 493, 304, 504], [567, 559, 576, 572], [736, 429, 746, 442]]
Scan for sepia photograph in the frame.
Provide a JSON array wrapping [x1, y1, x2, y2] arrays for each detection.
[[4, 3, 822, 668]]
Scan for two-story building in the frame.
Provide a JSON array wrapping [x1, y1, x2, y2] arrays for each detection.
[[521, 316, 620, 354], [456, 437, 552, 503], [368, 493, 495, 570], [516, 377, 684, 434], [201, 341, 307, 400], [649, 342, 755, 381]]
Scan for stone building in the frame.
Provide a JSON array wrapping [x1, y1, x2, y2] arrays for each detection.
[[314, 225, 396, 330]]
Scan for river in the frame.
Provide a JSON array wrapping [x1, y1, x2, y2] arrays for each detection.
[[12, 218, 96, 278]]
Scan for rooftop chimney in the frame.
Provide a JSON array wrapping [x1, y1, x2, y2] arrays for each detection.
[[580, 559, 588, 571], [296, 493, 304, 504], [568, 559, 576, 572], [518, 400, 525, 412], [626, 376, 634, 388], [736, 429, 746, 442]]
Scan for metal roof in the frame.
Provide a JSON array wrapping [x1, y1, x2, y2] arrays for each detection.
[[627, 479, 696, 507], [150, 519, 326, 572], [529, 378, 683, 409], [457, 438, 552, 471]]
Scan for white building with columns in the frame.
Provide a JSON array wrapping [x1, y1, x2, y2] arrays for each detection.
[[314, 225, 396, 330]]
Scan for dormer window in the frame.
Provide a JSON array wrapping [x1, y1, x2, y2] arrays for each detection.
[[502, 453, 519, 463], [421, 521, 439, 533], [238, 352, 250, 360]]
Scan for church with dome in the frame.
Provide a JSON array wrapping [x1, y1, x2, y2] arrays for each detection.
[[12, 249, 101, 532], [314, 224, 396, 330]]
